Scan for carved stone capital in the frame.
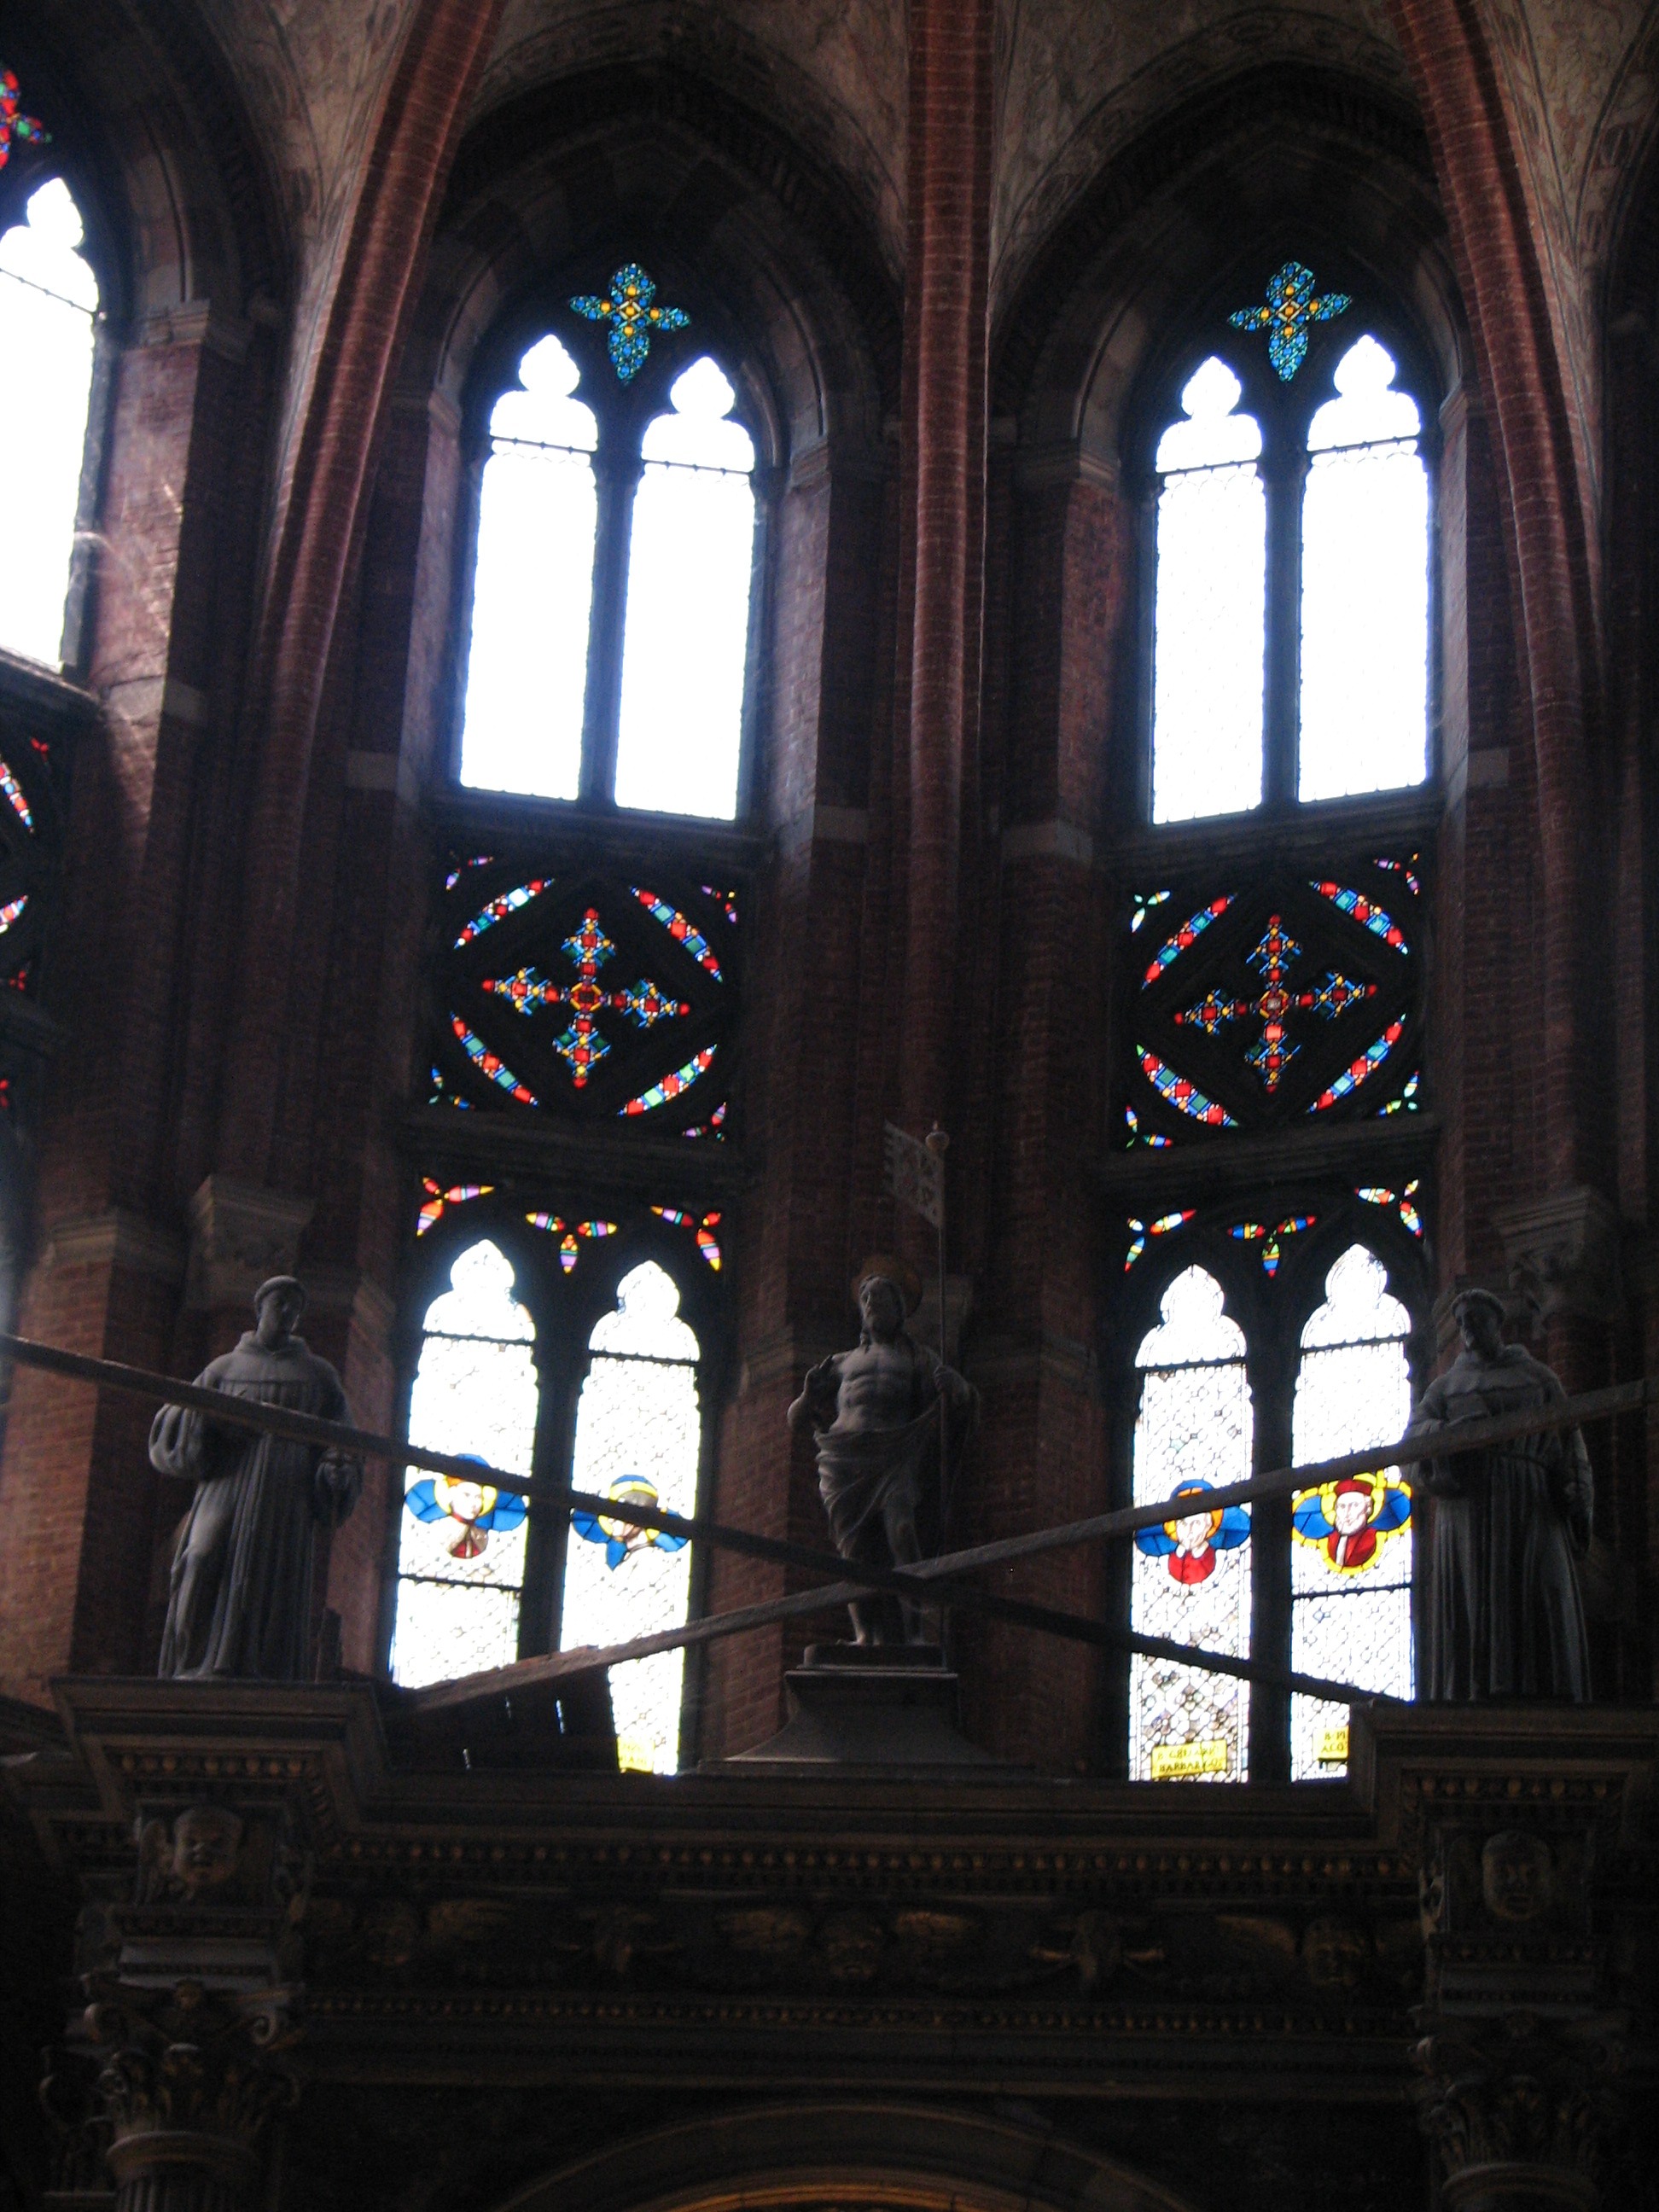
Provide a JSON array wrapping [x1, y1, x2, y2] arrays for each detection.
[[77, 1979, 300, 2174], [184, 1179, 312, 1313], [1414, 2011, 1626, 2210], [1491, 1185, 1623, 1328]]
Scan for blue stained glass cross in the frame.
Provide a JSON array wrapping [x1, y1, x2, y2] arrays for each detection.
[[569, 263, 690, 382], [479, 907, 688, 1086], [1171, 915, 1373, 1091], [1229, 261, 1351, 381]]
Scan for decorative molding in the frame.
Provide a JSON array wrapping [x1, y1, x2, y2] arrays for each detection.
[[808, 805, 870, 846], [1001, 818, 1093, 866], [344, 748, 419, 807], [44, 1210, 187, 1286], [300, 1267, 398, 1353], [1492, 1185, 1623, 1327], [184, 1179, 314, 1313]]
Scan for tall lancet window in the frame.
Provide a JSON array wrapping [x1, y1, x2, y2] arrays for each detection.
[[0, 178, 98, 667], [561, 1260, 700, 1773], [1298, 337, 1429, 800], [391, 1240, 538, 1687], [1150, 358, 1266, 824], [614, 358, 755, 818], [457, 297, 759, 821], [1129, 1266, 1254, 1781], [1144, 278, 1433, 824], [459, 335, 598, 801], [1289, 1243, 1413, 1778]]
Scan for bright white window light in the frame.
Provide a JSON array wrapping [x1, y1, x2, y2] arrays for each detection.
[[561, 1260, 701, 1773], [459, 335, 597, 800], [1299, 336, 1429, 802], [391, 1240, 540, 1689], [1129, 1266, 1254, 1783], [614, 356, 755, 819], [0, 179, 98, 667], [1151, 358, 1266, 824], [1289, 1243, 1413, 1778]]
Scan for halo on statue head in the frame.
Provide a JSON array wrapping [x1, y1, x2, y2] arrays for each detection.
[[1452, 1286, 1506, 1327], [851, 1254, 923, 1315]]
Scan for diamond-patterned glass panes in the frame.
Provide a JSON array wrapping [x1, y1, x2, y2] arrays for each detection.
[[561, 1260, 701, 1773], [1299, 338, 1429, 802], [390, 1240, 539, 1688], [1130, 1266, 1254, 1782], [1290, 1243, 1413, 1778], [460, 335, 598, 800], [1151, 358, 1266, 825], [0, 180, 98, 668], [614, 358, 755, 820]]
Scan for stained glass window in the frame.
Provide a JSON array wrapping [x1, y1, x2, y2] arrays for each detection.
[[1130, 1267, 1254, 1781], [1299, 338, 1429, 801], [1289, 1244, 1413, 1778], [391, 1241, 539, 1688], [0, 178, 98, 667], [434, 865, 733, 1129], [1144, 305, 1431, 825], [560, 1260, 701, 1773], [457, 328, 757, 820], [1150, 359, 1266, 824], [459, 335, 597, 800], [614, 358, 755, 820]]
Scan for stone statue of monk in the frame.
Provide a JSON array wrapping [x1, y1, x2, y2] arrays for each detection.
[[153, 1275, 362, 1680], [1402, 1287, 1592, 1702], [788, 1257, 975, 1644]]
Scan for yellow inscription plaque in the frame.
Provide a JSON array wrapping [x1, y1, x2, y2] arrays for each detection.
[[1149, 1738, 1230, 1780]]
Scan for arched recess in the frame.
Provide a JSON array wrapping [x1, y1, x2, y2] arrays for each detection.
[[309, 60, 905, 1707], [1592, 124, 1659, 1701], [0, 5, 289, 1706], [492, 2102, 1196, 2212], [945, 51, 1476, 1773], [375, 61, 900, 822]]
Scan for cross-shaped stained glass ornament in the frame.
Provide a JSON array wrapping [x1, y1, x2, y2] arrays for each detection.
[[0, 71, 49, 172], [1229, 262, 1351, 381], [569, 264, 690, 382], [480, 906, 689, 1086], [1171, 914, 1373, 1091]]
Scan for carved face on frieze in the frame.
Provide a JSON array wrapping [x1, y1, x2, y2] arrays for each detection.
[[170, 1803, 244, 1897], [1301, 1915, 1368, 1991], [1481, 1830, 1554, 1923]]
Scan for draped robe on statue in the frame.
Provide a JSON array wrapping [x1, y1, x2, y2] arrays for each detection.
[[152, 1334, 362, 1680], [1402, 1343, 1592, 1702]]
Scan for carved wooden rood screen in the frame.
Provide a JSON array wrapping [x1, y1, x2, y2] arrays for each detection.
[[0, 1326, 1639, 1715]]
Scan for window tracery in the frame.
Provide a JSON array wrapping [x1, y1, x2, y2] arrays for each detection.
[[1147, 302, 1431, 824], [431, 856, 734, 1136], [389, 1207, 719, 1771], [457, 321, 758, 823]]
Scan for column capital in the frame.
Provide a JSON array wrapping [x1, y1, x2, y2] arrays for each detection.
[[1413, 2010, 1625, 2210], [79, 1979, 300, 2179]]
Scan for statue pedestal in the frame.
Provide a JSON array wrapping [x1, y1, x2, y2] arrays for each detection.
[[727, 1645, 1015, 1773]]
